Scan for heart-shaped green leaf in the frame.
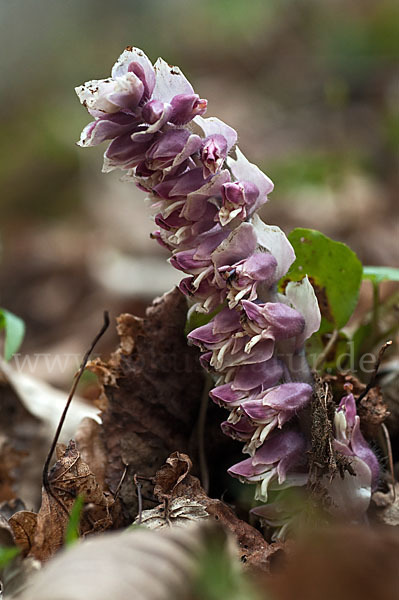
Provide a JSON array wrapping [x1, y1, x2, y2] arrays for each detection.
[[282, 228, 363, 333]]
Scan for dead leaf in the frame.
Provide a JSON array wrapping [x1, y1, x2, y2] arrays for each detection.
[[8, 512, 37, 557], [358, 386, 389, 439], [153, 452, 193, 501], [75, 417, 107, 489], [13, 440, 115, 562], [139, 497, 210, 529], [135, 452, 281, 571], [87, 289, 206, 522]]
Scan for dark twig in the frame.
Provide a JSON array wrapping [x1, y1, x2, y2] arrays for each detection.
[[113, 462, 128, 500], [133, 474, 143, 524], [198, 374, 212, 494], [357, 340, 393, 404], [42, 311, 110, 512]]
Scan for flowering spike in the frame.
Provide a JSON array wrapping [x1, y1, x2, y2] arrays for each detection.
[[76, 46, 379, 530]]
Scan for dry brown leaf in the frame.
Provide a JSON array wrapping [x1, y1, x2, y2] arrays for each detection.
[[0, 516, 41, 600], [8, 512, 38, 557], [153, 451, 193, 502], [87, 289, 206, 521], [14, 440, 116, 562], [75, 417, 107, 489], [135, 452, 281, 571], [12, 521, 234, 600]]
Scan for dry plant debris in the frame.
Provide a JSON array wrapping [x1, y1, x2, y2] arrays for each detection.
[[88, 288, 207, 520], [136, 451, 284, 571], [8, 440, 118, 562]]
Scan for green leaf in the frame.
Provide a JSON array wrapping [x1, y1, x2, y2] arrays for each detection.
[[282, 229, 363, 333], [184, 304, 224, 337], [363, 265, 399, 284], [64, 494, 85, 547], [0, 308, 25, 361], [0, 545, 20, 568]]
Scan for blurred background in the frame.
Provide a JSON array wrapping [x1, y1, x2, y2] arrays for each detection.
[[0, 0, 398, 388]]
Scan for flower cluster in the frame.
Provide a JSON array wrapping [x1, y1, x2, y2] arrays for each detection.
[[76, 47, 379, 525], [326, 385, 380, 518]]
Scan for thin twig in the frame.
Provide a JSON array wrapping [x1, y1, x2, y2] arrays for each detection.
[[113, 462, 128, 500], [133, 474, 143, 524], [357, 340, 393, 403], [42, 311, 110, 510], [198, 374, 212, 494], [314, 328, 339, 370]]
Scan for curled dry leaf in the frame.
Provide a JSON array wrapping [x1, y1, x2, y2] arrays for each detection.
[[87, 288, 205, 521], [135, 452, 281, 571], [11, 522, 235, 600], [0, 513, 41, 600], [8, 512, 38, 557], [9, 440, 117, 562], [153, 451, 193, 501]]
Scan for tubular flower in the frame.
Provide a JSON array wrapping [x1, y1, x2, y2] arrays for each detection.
[[326, 387, 380, 518], [228, 429, 308, 502], [76, 46, 379, 527]]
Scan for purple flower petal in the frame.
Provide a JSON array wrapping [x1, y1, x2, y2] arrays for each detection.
[[154, 167, 208, 199], [194, 116, 237, 151], [170, 94, 207, 125], [232, 358, 283, 391], [77, 113, 138, 147], [103, 133, 153, 171], [253, 429, 306, 468], [221, 416, 256, 441], [227, 147, 273, 212]]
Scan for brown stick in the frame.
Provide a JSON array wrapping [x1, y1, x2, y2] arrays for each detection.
[[357, 340, 392, 403], [42, 311, 110, 510]]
